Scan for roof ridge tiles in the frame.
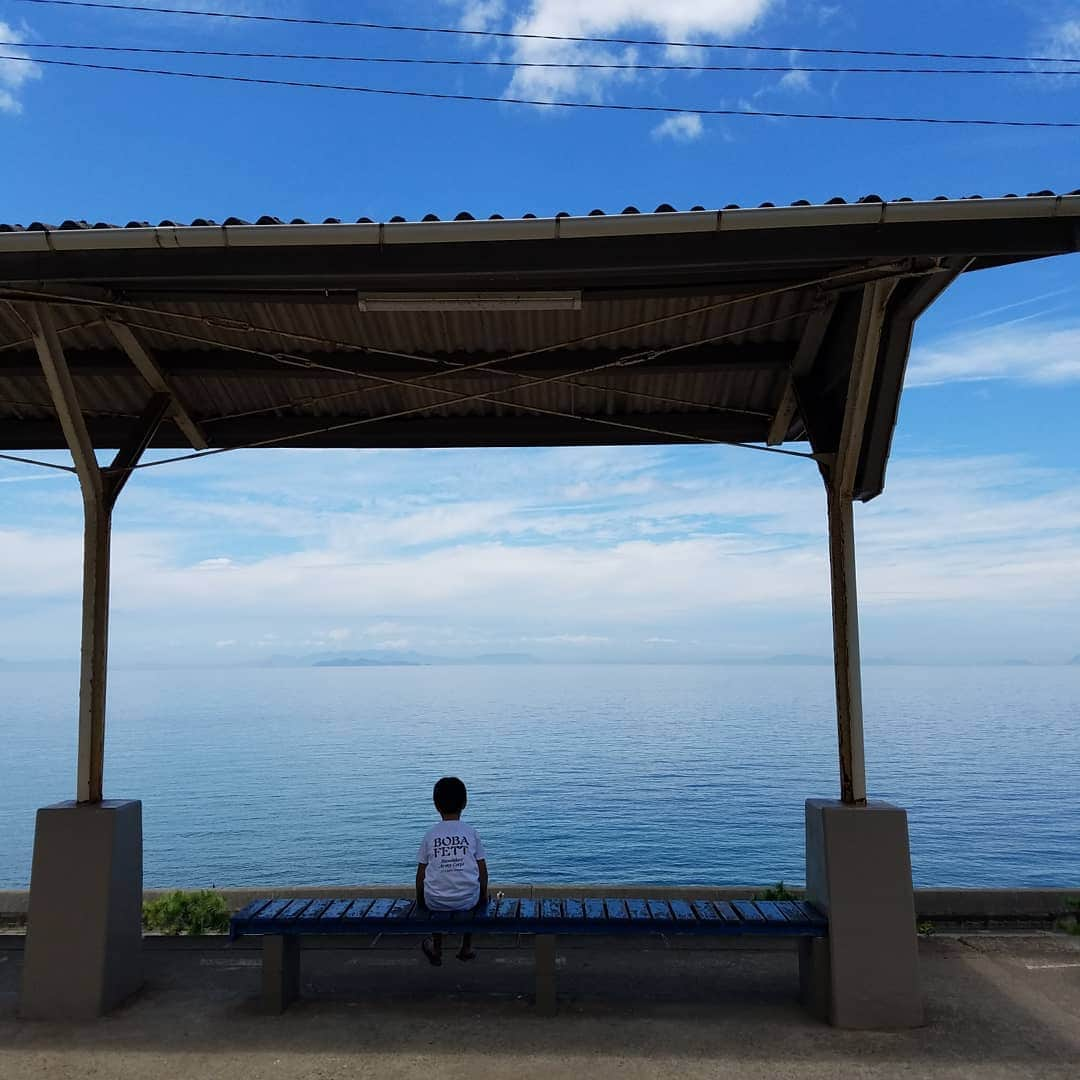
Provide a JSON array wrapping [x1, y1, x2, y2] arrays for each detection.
[[1, 191, 1074, 234]]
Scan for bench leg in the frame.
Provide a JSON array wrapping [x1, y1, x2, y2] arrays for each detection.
[[799, 937, 831, 1023], [263, 935, 300, 1013], [534, 934, 557, 1016]]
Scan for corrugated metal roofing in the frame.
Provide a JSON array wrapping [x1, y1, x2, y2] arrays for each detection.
[[1, 189, 1076, 499], [0, 290, 807, 444]]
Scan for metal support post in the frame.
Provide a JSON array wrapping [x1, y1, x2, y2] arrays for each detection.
[[26, 303, 169, 804], [28, 303, 110, 804], [824, 279, 895, 806], [826, 486, 866, 805]]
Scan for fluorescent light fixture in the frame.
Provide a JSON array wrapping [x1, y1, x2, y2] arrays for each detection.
[[357, 291, 582, 312]]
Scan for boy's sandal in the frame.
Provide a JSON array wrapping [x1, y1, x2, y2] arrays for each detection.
[[457, 947, 477, 962], [421, 937, 442, 967]]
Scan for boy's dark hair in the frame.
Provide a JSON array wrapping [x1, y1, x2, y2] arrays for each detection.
[[433, 776, 468, 815]]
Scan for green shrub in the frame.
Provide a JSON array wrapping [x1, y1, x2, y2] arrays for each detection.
[[917, 921, 936, 936], [142, 890, 230, 936], [1058, 897, 1080, 936], [755, 881, 799, 902]]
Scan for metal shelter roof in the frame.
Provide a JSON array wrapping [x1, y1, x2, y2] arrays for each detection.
[[2, 192, 1077, 500]]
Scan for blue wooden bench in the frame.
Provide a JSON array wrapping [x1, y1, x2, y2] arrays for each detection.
[[230, 895, 829, 1015]]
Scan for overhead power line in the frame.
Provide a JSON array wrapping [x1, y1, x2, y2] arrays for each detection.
[[3, 53, 1078, 127], [17, 0, 1080, 66], [5, 39, 1080, 76]]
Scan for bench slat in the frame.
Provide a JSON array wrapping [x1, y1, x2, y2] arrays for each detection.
[[344, 899, 375, 920], [732, 901, 766, 922], [584, 899, 606, 921], [691, 900, 720, 921], [234, 899, 271, 922], [793, 900, 828, 925], [541, 899, 562, 920], [253, 899, 291, 923], [715, 901, 741, 923], [606, 899, 629, 920], [282, 900, 312, 920], [388, 899, 415, 919], [496, 898, 520, 919], [754, 900, 789, 924], [300, 899, 332, 921], [564, 899, 585, 920], [670, 900, 697, 921], [365, 899, 396, 920], [321, 900, 352, 921], [519, 899, 539, 920], [774, 901, 801, 922], [626, 899, 651, 921], [647, 900, 673, 920]]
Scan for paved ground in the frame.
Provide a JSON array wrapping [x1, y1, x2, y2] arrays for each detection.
[[1, 932, 1079, 1079]]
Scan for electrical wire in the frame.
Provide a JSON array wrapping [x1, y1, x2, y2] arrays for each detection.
[[17, 1, 1080, 65], [2, 54, 1077, 127], [4, 40, 1079, 76]]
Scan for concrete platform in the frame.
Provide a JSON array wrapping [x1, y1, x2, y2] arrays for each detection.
[[1, 932, 1078, 1079]]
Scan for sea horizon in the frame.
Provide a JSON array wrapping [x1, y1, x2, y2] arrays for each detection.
[[2, 663, 1078, 891]]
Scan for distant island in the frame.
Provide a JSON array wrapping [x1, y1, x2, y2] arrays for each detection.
[[269, 650, 542, 669], [313, 657, 420, 668]]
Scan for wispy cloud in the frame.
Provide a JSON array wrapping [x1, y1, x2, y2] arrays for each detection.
[[1031, 14, 1080, 79], [446, 1, 777, 102], [0, 21, 42, 115], [652, 112, 704, 141], [908, 321, 1080, 386], [4, 445, 1079, 664], [526, 633, 611, 644]]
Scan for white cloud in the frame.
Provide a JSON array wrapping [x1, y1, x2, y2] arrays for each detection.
[[777, 68, 812, 93], [527, 633, 611, 644], [652, 112, 704, 141], [194, 557, 237, 571], [4, 443, 1080, 664], [908, 322, 1080, 387], [448, 1, 776, 100], [1034, 15, 1080, 72], [1028, 13, 1080, 89], [0, 22, 42, 115], [455, 0, 507, 29], [215, 640, 236, 648]]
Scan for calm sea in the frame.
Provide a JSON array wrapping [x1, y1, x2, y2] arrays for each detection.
[[1, 664, 1077, 890]]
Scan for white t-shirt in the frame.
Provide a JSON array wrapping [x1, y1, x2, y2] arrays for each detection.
[[417, 820, 486, 911]]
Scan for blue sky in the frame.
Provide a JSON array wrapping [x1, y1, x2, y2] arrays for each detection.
[[1, 0, 1079, 666]]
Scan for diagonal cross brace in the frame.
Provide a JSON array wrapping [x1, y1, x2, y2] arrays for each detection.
[[105, 318, 209, 450], [103, 392, 171, 511]]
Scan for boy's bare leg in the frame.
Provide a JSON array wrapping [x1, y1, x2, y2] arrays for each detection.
[[458, 932, 476, 961], [421, 933, 443, 966]]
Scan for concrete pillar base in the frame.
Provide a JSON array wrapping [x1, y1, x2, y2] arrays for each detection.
[[20, 800, 143, 1020], [805, 798, 923, 1029]]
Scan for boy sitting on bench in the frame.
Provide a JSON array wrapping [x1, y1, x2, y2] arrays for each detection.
[[416, 776, 489, 965]]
